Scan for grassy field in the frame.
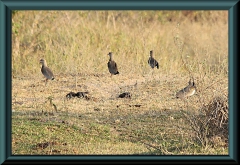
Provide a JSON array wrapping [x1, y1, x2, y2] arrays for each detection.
[[12, 11, 228, 155]]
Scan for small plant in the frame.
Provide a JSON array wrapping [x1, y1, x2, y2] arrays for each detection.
[[183, 96, 228, 147]]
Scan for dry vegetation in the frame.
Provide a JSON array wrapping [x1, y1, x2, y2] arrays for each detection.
[[12, 10, 228, 155]]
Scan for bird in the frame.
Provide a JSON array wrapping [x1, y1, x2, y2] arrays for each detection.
[[148, 50, 159, 69], [107, 52, 119, 77], [176, 78, 196, 99], [75, 92, 89, 99], [39, 59, 54, 85], [66, 91, 90, 100], [118, 92, 131, 98], [66, 92, 76, 99]]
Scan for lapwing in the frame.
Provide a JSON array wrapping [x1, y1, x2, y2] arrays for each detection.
[[107, 52, 119, 77], [148, 50, 159, 69], [118, 92, 131, 98], [176, 78, 196, 99], [40, 59, 54, 85]]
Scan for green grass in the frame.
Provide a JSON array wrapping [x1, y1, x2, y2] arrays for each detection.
[[12, 106, 227, 155]]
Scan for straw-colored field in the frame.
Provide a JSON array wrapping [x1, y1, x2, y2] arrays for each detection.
[[12, 11, 228, 155]]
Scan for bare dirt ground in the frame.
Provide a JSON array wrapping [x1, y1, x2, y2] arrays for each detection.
[[13, 69, 228, 112], [12, 72, 203, 114]]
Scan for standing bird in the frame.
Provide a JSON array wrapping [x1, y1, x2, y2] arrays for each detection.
[[39, 59, 54, 85], [107, 52, 119, 77], [148, 50, 159, 69], [176, 78, 196, 99]]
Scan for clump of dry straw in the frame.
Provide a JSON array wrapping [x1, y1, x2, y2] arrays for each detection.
[[186, 96, 228, 147]]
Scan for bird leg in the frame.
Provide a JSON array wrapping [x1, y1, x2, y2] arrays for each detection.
[[150, 69, 154, 81], [45, 79, 48, 86], [152, 69, 155, 79]]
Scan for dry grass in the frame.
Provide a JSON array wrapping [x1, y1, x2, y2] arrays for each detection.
[[192, 96, 228, 146], [12, 11, 228, 155], [12, 11, 228, 76]]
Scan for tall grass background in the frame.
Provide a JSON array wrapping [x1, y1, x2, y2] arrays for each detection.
[[12, 10, 228, 77]]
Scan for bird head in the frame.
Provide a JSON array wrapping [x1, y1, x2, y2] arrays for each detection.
[[39, 59, 47, 66], [150, 50, 153, 57]]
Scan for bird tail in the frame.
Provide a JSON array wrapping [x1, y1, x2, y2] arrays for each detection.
[[52, 77, 55, 80], [115, 71, 119, 75], [156, 63, 159, 69]]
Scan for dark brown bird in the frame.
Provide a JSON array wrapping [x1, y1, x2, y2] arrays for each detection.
[[40, 59, 54, 85], [66, 91, 90, 100], [107, 52, 119, 77], [75, 92, 89, 99], [118, 92, 131, 98], [66, 92, 76, 99], [148, 50, 159, 69]]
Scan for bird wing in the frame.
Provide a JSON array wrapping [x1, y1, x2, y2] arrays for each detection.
[[148, 58, 151, 64], [43, 67, 54, 79], [47, 68, 54, 76], [114, 62, 118, 69]]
